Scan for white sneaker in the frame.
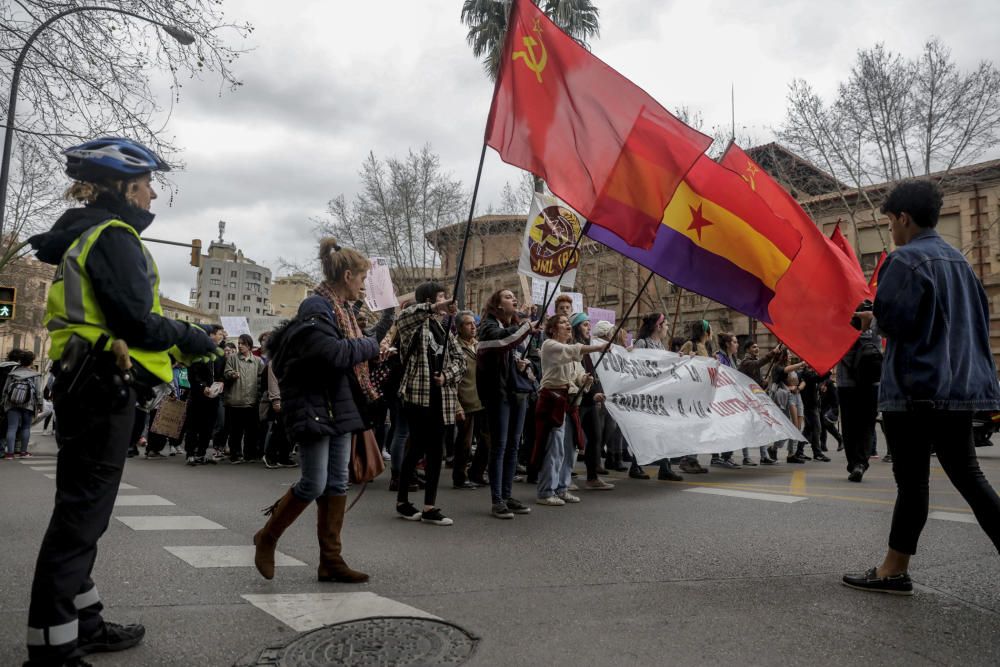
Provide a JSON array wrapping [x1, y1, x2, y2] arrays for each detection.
[[568, 483, 579, 491], [557, 492, 581, 503], [584, 478, 615, 490], [536, 496, 566, 506], [169, 445, 180, 456]]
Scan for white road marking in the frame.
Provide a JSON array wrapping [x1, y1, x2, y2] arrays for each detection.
[[116, 516, 224, 531], [119, 483, 137, 490], [164, 546, 305, 568], [241, 592, 438, 632], [29, 466, 58, 471], [685, 487, 806, 504], [928, 511, 977, 524], [113, 495, 174, 507], [44, 474, 56, 479]]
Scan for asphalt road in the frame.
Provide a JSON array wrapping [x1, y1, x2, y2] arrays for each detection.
[[2, 427, 998, 666]]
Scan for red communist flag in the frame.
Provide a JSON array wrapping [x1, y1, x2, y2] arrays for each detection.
[[486, 0, 712, 249], [868, 250, 887, 296], [719, 144, 870, 374]]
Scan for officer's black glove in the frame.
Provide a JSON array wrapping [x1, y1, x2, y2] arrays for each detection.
[[176, 321, 221, 356]]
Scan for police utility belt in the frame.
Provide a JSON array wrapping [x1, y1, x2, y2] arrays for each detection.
[[57, 333, 136, 403]]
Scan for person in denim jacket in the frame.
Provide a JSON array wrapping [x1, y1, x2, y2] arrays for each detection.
[[843, 180, 1000, 596]]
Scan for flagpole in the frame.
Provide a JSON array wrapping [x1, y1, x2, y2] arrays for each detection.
[[669, 286, 685, 342], [574, 271, 654, 407], [452, 142, 488, 309]]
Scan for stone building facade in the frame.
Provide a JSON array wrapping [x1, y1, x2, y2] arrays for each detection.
[[426, 146, 1000, 364], [0, 252, 53, 363]]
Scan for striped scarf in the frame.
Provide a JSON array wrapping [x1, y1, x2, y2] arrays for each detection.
[[314, 282, 379, 402]]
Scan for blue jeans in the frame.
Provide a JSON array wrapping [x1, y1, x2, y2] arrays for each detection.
[[294, 432, 351, 500], [388, 398, 409, 478], [5, 408, 32, 454], [486, 394, 527, 504], [537, 420, 576, 499]]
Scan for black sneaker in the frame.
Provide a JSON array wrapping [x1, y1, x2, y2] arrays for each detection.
[[491, 501, 514, 519], [453, 481, 479, 489], [883, 454, 893, 463], [263, 456, 279, 469], [77, 621, 146, 655], [185, 456, 198, 466], [848, 465, 865, 483], [420, 507, 454, 526], [629, 465, 650, 480], [396, 502, 422, 521], [813, 453, 831, 462], [657, 469, 683, 481], [842, 567, 913, 596], [504, 497, 531, 514], [786, 455, 806, 464]]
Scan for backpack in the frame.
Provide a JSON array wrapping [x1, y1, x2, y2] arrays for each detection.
[[846, 334, 883, 385], [5, 374, 36, 409]]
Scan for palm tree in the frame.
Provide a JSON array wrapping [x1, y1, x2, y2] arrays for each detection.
[[461, 0, 601, 193], [461, 0, 600, 82]]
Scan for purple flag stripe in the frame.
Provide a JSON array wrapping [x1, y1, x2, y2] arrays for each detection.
[[586, 222, 775, 323]]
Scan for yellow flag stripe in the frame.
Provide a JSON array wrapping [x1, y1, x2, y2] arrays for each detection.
[[662, 182, 792, 291]]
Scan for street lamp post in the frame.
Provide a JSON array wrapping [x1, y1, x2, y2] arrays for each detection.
[[0, 6, 195, 243]]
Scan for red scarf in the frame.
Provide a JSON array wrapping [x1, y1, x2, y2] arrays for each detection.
[[314, 282, 379, 402]]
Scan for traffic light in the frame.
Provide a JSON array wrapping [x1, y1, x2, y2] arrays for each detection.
[[0, 286, 14, 321], [190, 239, 203, 267]]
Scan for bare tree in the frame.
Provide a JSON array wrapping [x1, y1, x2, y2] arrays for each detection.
[[1, 0, 252, 258], [497, 171, 535, 214], [781, 38, 1000, 185], [1, 140, 62, 267], [315, 146, 467, 291]]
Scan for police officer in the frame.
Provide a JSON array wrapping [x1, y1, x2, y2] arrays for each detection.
[[25, 137, 220, 666]]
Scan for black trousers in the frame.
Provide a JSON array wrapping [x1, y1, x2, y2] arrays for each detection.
[[884, 411, 1000, 555], [184, 397, 219, 458], [581, 404, 604, 480], [264, 416, 293, 464], [838, 385, 878, 473], [226, 406, 259, 461], [398, 401, 445, 507], [800, 405, 822, 455], [820, 411, 843, 449], [27, 378, 136, 664], [453, 409, 488, 486]]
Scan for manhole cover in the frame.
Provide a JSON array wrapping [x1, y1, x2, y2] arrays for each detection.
[[236, 616, 479, 666]]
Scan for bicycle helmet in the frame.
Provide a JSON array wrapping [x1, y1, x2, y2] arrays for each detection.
[[64, 137, 170, 182]]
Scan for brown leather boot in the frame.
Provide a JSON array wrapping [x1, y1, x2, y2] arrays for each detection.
[[316, 494, 369, 583], [253, 488, 310, 580]]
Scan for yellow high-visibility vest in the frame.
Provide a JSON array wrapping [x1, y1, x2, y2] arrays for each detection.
[[45, 219, 173, 383]]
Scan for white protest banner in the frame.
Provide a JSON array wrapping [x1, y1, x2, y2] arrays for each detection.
[[587, 307, 616, 325], [518, 193, 582, 288], [590, 344, 802, 464], [364, 257, 399, 312], [547, 291, 583, 315], [531, 277, 558, 307], [220, 317, 251, 338]]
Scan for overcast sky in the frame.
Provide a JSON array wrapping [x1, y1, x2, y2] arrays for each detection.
[[147, 0, 1000, 303]]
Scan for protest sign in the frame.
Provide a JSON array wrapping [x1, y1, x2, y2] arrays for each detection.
[[149, 396, 188, 440], [364, 257, 399, 312], [220, 316, 251, 338], [518, 193, 582, 288], [591, 345, 802, 464], [587, 307, 616, 325]]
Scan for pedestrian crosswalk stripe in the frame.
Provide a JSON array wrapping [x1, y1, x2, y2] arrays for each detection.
[[164, 546, 306, 568], [29, 466, 58, 471], [113, 495, 174, 507], [43, 473, 56, 480], [116, 516, 225, 531], [241, 592, 439, 632], [119, 483, 137, 490], [685, 487, 806, 504], [928, 511, 976, 524]]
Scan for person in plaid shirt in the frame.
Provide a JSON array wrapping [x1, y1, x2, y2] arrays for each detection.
[[394, 281, 465, 526]]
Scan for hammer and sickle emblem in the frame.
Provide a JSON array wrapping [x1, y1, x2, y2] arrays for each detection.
[[741, 162, 759, 191], [512, 18, 548, 83]]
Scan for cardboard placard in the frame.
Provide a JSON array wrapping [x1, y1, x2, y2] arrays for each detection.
[[149, 396, 188, 440], [587, 307, 616, 325], [220, 317, 252, 338]]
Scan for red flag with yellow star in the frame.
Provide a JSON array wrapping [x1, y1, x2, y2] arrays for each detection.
[[587, 153, 802, 324], [718, 144, 871, 374], [485, 0, 712, 249]]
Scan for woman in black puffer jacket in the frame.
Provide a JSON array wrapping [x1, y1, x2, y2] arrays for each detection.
[[252, 237, 393, 584]]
